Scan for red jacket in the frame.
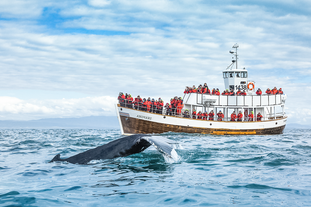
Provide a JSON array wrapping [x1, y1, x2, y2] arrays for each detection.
[[257, 114, 263, 121], [237, 113, 243, 121], [256, 90, 262, 95], [248, 113, 254, 121], [217, 113, 224, 121], [209, 112, 214, 120], [231, 113, 236, 121]]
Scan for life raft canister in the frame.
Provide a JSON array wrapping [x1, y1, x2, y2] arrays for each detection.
[[247, 82, 255, 91]]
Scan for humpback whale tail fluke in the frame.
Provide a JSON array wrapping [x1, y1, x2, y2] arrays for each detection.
[[49, 134, 179, 164]]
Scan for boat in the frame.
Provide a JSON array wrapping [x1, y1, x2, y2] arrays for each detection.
[[115, 44, 287, 135]]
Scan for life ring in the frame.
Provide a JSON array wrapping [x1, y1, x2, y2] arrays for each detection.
[[247, 82, 255, 91]]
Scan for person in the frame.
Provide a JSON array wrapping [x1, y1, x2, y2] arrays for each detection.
[[217, 110, 224, 121], [277, 88, 283, 94], [203, 111, 208, 120], [240, 90, 247, 96], [142, 98, 147, 111], [236, 89, 241, 96], [222, 89, 229, 95], [271, 87, 278, 95], [202, 86, 208, 94], [183, 109, 190, 118], [118, 92, 125, 107], [209, 110, 214, 120], [146, 97, 152, 112], [192, 110, 197, 119], [215, 88, 220, 96], [192, 85, 197, 93], [256, 88, 262, 95], [257, 112, 263, 121], [197, 111, 202, 119], [177, 98, 183, 115], [165, 103, 171, 115], [248, 111, 254, 121], [266, 88, 271, 94], [212, 88, 216, 95], [231, 111, 236, 121], [237, 111, 243, 121], [127, 94, 133, 108], [157, 98, 164, 114], [229, 89, 235, 96], [133, 95, 142, 110]]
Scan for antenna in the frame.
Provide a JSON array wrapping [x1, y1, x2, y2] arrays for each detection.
[[229, 43, 239, 69]]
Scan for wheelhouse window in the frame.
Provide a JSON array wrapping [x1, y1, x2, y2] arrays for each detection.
[[229, 72, 234, 78], [241, 72, 248, 78], [235, 72, 241, 78], [223, 72, 228, 78]]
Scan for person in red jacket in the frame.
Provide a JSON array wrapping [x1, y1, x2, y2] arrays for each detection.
[[146, 97, 152, 112], [256, 88, 262, 95], [192, 110, 197, 119], [212, 88, 216, 95], [208, 110, 215, 120], [248, 111, 254, 121], [157, 98, 164, 114], [229, 89, 235, 96], [142, 98, 147, 111], [277, 88, 283, 94], [215, 88, 220, 96], [177, 98, 183, 115], [257, 112, 263, 121], [271, 87, 278, 95], [203, 112, 208, 120], [231, 111, 237, 121], [217, 111, 224, 121], [126, 94, 133, 108], [266, 88, 271, 94], [240, 90, 247, 96], [237, 111, 243, 121], [118, 92, 126, 107], [236, 89, 241, 96], [197, 111, 202, 119], [202, 86, 207, 94]]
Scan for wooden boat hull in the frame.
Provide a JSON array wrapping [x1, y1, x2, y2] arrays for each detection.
[[116, 105, 286, 135]]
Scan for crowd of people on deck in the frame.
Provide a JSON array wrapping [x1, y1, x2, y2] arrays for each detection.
[[230, 110, 263, 121], [184, 84, 284, 96], [118, 84, 283, 121], [118, 92, 164, 114]]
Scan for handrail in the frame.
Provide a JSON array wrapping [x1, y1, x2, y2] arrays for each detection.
[[117, 99, 285, 122], [184, 93, 285, 107]]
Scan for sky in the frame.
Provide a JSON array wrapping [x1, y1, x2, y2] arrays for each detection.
[[0, 0, 311, 126]]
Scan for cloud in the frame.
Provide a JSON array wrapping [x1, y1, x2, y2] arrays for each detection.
[[0, 96, 117, 120], [0, 0, 310, 125]]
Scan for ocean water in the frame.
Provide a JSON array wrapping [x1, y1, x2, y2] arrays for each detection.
[[1, 128, 311, 206]]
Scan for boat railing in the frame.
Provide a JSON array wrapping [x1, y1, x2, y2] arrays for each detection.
[[117, 100, 285, 122], [191, 93, 284, 106]]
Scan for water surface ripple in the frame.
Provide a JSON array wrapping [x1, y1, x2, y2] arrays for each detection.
[[0, 128, 311, 206]]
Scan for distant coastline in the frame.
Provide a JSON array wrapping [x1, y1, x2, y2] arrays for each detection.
[[0, 116, 119, 129]]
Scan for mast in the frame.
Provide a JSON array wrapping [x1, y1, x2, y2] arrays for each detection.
[[230, 43, 239, 69]]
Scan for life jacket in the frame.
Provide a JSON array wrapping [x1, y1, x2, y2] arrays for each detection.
[[248, 113, 254, 121], [202, 87, 207, 94], [231, 114, 236, 121], [197, 113, 202, 119], [146, 101, 152, 111], [278, 90, 283, 94], [256, 90, 262, 95], [257, 114, 263, 121], [209, 112, 214, 120], [237, 113, 243, 121], [215, 91, 220, 96], [118, 95, 125, 103], [272, 89, 278, 94], [192, 111, 196, 119], [236, 91, 241, 96], [217, 113, 224, 121], [266, 90, 271, 94], [203, 113, 208, 120]]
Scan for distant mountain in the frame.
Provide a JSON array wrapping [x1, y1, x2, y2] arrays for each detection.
[[286, 123, 311, 129], [0, 116, 119, 129]]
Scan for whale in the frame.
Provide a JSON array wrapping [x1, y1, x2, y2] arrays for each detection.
[[49, 134, 178, 164]]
